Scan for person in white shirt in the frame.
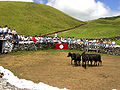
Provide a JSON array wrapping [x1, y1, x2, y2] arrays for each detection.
[[55, 33, 57, 38], [112, 41, 115, 46], [2, 25, 8, 33], [0, 26, 3, 36], [21, 35, 25, 41], [12, 29, 17, 35], [3, 25, 8, 38], [24, 36, 28, 41], [35, 36, 39, 42], [30, 36, 33, 41], [5, 33, 10, 40], [8, 27, 11, 34]]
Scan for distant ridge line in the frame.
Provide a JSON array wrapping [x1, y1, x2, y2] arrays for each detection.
[[42, 23, 87, 36]]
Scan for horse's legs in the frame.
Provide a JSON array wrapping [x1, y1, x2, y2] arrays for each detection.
[[71, 59, 73, 65], [91, 60, 92, 66], [74, 60, 77, 66], [87, 61, 89, 65], [94, 61, 95, 66], [95, 61, 97, 66], [85, 60, 86, 69], [100, 61, 102, 65], [82, 62, 84, 66], [98, 62, 99, 66], [79, 61, 80, 66]]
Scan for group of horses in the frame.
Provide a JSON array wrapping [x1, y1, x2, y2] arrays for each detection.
[[67, 51, 102, 68]]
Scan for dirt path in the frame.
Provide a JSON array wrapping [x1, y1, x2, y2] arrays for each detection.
[[42, 23, 87, 36], [0, 51, 120, 90]]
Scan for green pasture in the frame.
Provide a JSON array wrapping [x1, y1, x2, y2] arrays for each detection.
[[57, 23, 120, 39], [57, 16, 120, 44], [0, 1, 82, 36], [0, 1, 120, 44]]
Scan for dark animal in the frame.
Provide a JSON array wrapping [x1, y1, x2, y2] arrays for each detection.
[[67, 52, 81, 66], [81, 52, 89, 68], [67, 52, 76, 65], [81, 51, 102, 66], [75, 53, 81, 66], [89, 54, 102, 66]]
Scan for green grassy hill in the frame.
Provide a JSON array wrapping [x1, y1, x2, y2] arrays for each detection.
[[0, 1, 83, 36], [0, 1, 120, 44], [57, 16, 120, 39]]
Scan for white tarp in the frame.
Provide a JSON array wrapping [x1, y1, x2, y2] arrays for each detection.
[[0, 66, 67, 90]]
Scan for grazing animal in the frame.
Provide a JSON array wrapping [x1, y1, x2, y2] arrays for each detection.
[[67, 52, 81, 66]]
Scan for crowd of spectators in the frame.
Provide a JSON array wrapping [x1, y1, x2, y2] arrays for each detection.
[[0, 25, 119, 48], [0, 25, 18, 44]]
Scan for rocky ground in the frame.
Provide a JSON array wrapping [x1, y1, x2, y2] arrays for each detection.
[[0, 78, 29, 90], [0, 72, 29, 90]]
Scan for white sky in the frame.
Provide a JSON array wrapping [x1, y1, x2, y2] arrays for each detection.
[[46, 0, 120, 21]]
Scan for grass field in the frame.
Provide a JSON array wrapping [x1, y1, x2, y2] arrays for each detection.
[[0, 50, 120, 90], [0, 1, 120, 90], [57, 16, 120, 44], [0, 1, 82, 36], [0, 1, 120, 42], [57, 17, 120, 39]]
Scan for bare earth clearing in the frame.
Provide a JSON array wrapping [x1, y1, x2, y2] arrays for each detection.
[[0, 50, 120, 90]]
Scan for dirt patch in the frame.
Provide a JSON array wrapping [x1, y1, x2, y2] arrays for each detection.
[[0, 51, 120, 90]]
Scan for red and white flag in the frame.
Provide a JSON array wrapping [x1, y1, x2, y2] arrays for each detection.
[[55, 44, 68, 50]]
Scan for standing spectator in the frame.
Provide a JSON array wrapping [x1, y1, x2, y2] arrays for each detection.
[[108, 40, 111, 47], [100, 39, 103, 46], [3, 25, 8, 38], [103, 40, 106, 44], [103, 40, 107, 47], [98, 39, 101, 44], [20, 35, 25, 42], [55, 33, 57, 38], [96, 40, 99, 44], [112, 41, 115, 46], [0, 26, 3, 36], [13, 34, 19, 45], [35, 36, 39, 42], [24, 36, 28, 41], [5, 33, 10, 40], [8, 27, 11, 34], [12, 29, 17, 35], [85, 39, 88, 45], [80, 40, 83, 45]]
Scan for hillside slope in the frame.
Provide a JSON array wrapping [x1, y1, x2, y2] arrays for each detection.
[[0, 1, 83, 36], [57, 16, 120, 39]]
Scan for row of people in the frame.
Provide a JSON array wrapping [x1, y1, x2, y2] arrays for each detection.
[[0, 25, 18, 44], [0, 25, 17, 37], [0, 25, 119, 48], [18, 35, 117, 47]]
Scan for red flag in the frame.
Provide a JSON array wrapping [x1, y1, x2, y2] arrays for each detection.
[[55, 44, 68, 50]]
